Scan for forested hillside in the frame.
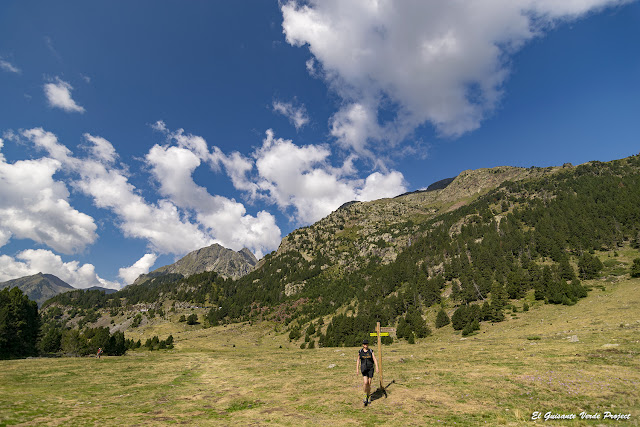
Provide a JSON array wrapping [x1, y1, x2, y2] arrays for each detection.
[[234, 156, 640, 345], [39, 155, 640, 348]]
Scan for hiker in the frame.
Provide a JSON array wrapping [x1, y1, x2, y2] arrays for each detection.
[[356, 339, 379, 406], [97, 347, 103, 359]]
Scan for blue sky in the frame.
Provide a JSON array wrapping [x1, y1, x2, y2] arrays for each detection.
[[1, 1, 638, 289]]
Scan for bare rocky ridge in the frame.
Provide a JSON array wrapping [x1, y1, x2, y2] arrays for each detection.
[[132, 243, 258, 285], [0, 273, 74, 307]]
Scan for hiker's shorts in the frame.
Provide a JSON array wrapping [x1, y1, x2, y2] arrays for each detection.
[[361, 367, 374, 378]]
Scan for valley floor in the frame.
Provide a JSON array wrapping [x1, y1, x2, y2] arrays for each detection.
[[1, 277, 639, 426]]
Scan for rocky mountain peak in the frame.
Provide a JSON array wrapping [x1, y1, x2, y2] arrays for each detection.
[[0, 273, 74, 306], [132, 243, 259, 285]]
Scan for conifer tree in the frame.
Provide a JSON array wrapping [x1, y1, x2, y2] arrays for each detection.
[[39, 326, 62, 354], [578, 253, 604, 279], [61, 329, 86, 356], [0, 287, 40, 359], [396, 317, 409, 339], [631, 258, 640, 278], [435, 308, 450, 329], [407, 332, 416, 344]]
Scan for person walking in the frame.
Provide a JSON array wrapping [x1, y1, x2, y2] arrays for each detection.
[[356, 339, 379, 406]]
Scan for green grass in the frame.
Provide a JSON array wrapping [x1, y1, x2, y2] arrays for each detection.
[[2, 278, 640, 426], [226, 399, 265, 413]]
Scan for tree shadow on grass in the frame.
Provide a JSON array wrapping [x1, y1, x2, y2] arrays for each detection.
[[370, 380, 395, 403]]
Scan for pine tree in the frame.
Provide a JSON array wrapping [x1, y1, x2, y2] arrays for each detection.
[[396, 317, 409, 339], [558, 256, 576, 281], [490, 281, 507, 310], [435, 309, 450, 329], [186, 314, 198, 325], [480, 301, 492, 321], [631, 258, 640, 278], [61, 329, 86, 356], [578, 253, 603, 279], [108, 331, 127, 355], [451, 306, 466, 330], [462, 319, 480, 336], [451, 281, 461, 301], [0, 287, 40, 359], [306, 322, 316, 336], [39, 327, 62, 354], [288, 326, 301, 341], [406, 307, 430, 338]]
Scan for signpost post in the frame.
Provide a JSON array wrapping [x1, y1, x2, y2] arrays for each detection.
[[370, 322, 395, 390]]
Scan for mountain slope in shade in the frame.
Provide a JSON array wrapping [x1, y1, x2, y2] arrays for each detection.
[[133, 243, 258, 285], [0, 273, 74, 307]]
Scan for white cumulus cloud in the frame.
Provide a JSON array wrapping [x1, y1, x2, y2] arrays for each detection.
[[232, 129, 407, 224], [118, 253, 158, 284], [0, 229, 12, 248], [18, 128, 216, 255], [71, 144, 216, 256], [44, 77, 85, 113], [282, 0, 630, 153], [152, 124, 403, 238], [83, 133, 118, 164], [145, 129, 283, 257], [329, 102, 380, 158], [273, 99, 310, 130], [0, 134, 98, 254], [20, 127, 282, 259]]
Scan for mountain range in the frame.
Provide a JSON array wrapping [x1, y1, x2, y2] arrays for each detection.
[[2, 244, 260, 306], [29, 153, 640, 346], [7, 166, 519, 306], [0, 273, 74, 307], [0, 273, 123, 306]]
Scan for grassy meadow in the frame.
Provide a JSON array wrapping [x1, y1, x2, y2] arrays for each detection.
[[2, 274, 640, 425]]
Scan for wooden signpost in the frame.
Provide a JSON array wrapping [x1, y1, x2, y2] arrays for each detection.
[[369, 322, 396, 390]]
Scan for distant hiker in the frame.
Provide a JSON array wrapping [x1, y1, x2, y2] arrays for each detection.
[[356, 339, 379, 406], [97, 348, 103, 359]]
